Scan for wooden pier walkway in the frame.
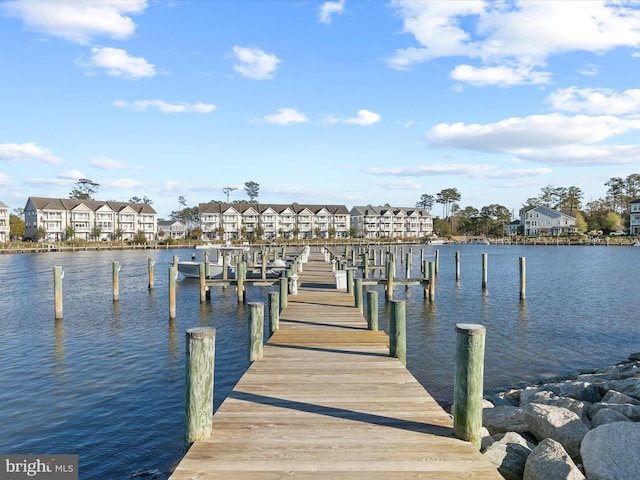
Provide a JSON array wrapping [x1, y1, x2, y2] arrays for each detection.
[[169, 252, 501, 479]]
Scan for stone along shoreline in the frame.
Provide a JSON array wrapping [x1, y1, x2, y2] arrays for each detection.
[[478, 352, 640, 479]]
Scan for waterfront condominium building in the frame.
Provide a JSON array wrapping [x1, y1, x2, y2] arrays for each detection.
[[350, 205, 433, 239], [24, 197, 158, 242], [0, 201, 9, 242], [198, 202, 351, 241]]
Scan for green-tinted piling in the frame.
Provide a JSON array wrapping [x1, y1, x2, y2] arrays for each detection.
[[389, 300, 406, 365], [184, 327, 216, 448], [453, 323, 486, 450]]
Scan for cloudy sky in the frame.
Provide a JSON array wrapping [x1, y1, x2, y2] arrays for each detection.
[[2, 0, 640, 218]]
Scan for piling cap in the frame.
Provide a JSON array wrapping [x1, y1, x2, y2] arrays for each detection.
[[186, 327, 216, 338], [455, 323, 486, 336]]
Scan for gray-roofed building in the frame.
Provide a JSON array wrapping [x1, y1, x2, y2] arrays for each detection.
[[519, 205, 576, 236], [24, 197, 157, 241], [158, 220, 186, 240], [0, 201, 9, 242], [199, 203, 350, 241], [350, 205, 433, 239]]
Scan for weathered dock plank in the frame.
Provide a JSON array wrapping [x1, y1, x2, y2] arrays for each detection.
[[169, 252, 501, 479]]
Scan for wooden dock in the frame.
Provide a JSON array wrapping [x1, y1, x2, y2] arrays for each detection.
[[169, 252, 501, 479]]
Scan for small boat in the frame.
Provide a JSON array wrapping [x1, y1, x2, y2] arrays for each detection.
[[195, 242, 250, 252], [176, 259, 229, 279]]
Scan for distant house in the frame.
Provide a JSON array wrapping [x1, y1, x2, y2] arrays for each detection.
[[350, 206, 433, 239], [519, 205, 577, 236], [24, 197, 157, 241], [506, 219, 521, 237], [629, 199, 640, 235], [0, 201, 9, 242], [158, 220, 186, 240]]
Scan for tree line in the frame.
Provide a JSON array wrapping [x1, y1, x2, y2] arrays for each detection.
[[416, 174, 640, 237]]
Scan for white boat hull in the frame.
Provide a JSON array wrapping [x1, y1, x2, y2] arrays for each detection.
[[177, 261, 226, 279]]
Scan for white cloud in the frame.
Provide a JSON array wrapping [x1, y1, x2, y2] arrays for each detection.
[[366, 163, 553, 179], [387, 0, 640, 86], [78, 47, 156, 79], [232, 46, 282, 80], [579, 63, 599, 76], [113, 99, 216, 113], [450, 64, 551, 87], [263, 108, 308, 125], [0, 142, 63, 164], [344, 109, 382, 126], [547, 87, 640, 115], [0, 172, 11, 186], [90, 158, 128, 169], [427, 114, 640, 150], [375, 179, 422, 190], [102, 178, 144, 189], [318, 0, 345, 25], [2, 0, 148, 44], [425, 114, 640, 165]]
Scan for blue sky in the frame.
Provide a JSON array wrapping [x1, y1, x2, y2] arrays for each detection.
[[2, 0, 640, 219]]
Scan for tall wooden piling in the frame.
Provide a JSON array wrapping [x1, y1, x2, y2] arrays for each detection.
[[428, 261, 435, 301], [386, 259, 395, 300], [53, 266, 63, 320], [519, 257, 526, 300], [248, 302, 264, 363], [434, 249, 439, 274], [354, 277, 363, 312], [268, 291, 279, 335], [236, 262, 245, 303], [346, 268, 354, 294], [112, 261, 120, 301], [455, 251, 460, 281], [481, 253, 488, 290], [366, 290, 378, 331], [389, 300, 406, 365], [199, 263, 207, 302], [279, 276, 288, 311], [453, 323, 486, 450], [184, 326, 216, 448], [405, 251, 412, 279], [169, 265, 177, 319], [148, 257, 155, 290]]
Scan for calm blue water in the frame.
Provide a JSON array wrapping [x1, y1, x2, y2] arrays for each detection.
[[0, 245, 639, 479]]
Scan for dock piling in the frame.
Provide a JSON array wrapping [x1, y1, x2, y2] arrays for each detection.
[[389, 300, 406, 365], [248, 302, 264, 364], [112, 261, 120, 302], [268, 291, 279, 335], [453, 323, 486, 450], [366, 290, 378, 331], [184, 327, 216, 448], [53, 266, 63, 320], [148, 258, 155, 290], [519, 257, 526, 300], [169, 265, 177, 319]]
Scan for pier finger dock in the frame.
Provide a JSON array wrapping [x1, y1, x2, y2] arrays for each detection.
[[169, 251, 501, 479]]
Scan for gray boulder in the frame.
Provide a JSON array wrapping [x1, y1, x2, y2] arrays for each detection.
[[589, 402, 640, 421], [590, 408, 632, 428], [520, 390, 591, 425], [523, 403, 589, 461], [606, 377, 640, 401], [581, 422, 640, 480], [483, 431, 535, 480], [523, 438, 585, 480], [483, 406, 527, 435], [520, 381, 601, 404], [601, 389, 640, 405]]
